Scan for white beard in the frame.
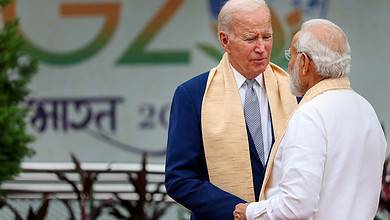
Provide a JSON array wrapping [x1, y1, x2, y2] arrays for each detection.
[[289, 60, 306, 97]]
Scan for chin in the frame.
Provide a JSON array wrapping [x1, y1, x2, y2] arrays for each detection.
[[255, 62, 268, 71], [254, 66, 267, 74]]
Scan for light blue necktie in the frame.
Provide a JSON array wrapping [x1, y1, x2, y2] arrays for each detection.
[[244, 79, 265, 165]]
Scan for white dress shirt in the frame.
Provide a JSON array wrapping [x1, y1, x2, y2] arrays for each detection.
[[231, 65, 273, 163], [246, 89, 387, 220]]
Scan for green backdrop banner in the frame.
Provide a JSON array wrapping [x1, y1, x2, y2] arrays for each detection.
[[1, 0, 388, 163]]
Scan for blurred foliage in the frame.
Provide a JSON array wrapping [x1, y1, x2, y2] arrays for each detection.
[[0, 0, 10, 6], [56, 153, 172, 220], [108, 153, 172, 220], [0, 0, 38, 183], [0, 195, 50, 220], [55, 153, 113, 220]]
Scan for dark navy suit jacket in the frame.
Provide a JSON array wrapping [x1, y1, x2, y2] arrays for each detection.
[[165, 71, 274, 220]]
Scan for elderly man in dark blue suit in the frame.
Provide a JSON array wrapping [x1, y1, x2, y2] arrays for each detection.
[[165, 0, 298, 219]]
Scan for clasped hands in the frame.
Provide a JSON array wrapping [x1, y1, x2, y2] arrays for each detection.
[[233, 203, 248, 220]]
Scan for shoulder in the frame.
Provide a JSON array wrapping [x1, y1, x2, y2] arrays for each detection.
[[176, 71, 209, 96], [180, 71, 209, 90], [170, 71, 210, 120], [292, 90, 357, 123]]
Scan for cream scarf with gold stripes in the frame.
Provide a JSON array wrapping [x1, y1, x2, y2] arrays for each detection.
[[201, 53, 297, 202], [260, 76, 351, 199]]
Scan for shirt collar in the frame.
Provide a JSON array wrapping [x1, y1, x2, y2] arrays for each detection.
[[230, 64, 265, 89]]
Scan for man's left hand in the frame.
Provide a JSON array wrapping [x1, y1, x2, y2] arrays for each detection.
[[233, 203, 248, 220]]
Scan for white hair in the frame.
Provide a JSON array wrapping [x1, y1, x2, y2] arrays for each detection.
[[296, 19, 351, 78], [217, 0, 270, 33]]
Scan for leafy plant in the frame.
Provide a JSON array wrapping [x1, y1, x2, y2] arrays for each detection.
[[0, 194, 50, 220], [108, 153, 172, 220], [0, 197, 23, 220], [0, 0, 38, 184], [56, 153, 172, 220], [54, 153, 111, 220]]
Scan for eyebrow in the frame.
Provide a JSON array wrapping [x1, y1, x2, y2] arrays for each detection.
[[242, 33, 256, 37]]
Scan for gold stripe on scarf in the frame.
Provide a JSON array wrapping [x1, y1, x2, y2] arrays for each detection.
[[260, 76, 351, 199], [202, 53, 297, 201]]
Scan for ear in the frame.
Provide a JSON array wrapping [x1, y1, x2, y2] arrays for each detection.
[[219, 31, 230, 52], [299, 53, 311, 76]]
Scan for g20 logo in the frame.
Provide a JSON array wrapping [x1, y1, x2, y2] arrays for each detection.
[[3, 0, 328, 67], [3, 0, 188, 66]]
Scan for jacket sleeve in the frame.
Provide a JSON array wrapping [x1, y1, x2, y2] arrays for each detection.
[[165, 85, 246, 219]]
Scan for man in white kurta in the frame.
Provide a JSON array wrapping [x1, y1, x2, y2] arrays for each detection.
[[233, 19, 387, 220]]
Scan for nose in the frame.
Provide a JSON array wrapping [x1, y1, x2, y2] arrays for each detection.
[[254, 40, 265, 53]]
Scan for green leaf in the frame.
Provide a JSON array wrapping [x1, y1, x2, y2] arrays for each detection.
[[0, 0, 38, 183]]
